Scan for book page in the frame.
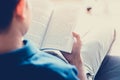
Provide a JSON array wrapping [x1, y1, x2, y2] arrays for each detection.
[[40, 5, 81, 53], [74, 15, 95, 39], [25, 0, 53, 48], [74, 15, 106, 42]]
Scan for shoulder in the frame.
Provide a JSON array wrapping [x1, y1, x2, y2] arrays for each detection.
[[25, 51, 79, 80]]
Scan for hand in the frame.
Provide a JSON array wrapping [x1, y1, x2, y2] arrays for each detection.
[[62, 32, 82, 65], [62, 32, 87, 80]]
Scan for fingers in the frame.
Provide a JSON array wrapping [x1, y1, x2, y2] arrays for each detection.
[[62, 32, 82, 64], [72, 32, 81, 44]]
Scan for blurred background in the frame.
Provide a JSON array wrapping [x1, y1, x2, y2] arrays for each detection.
[[29, 0, 120, 56], [51, 0, 120, 56]]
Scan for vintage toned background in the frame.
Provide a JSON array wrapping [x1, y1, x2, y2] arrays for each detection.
[[29, 0, 120, 56]]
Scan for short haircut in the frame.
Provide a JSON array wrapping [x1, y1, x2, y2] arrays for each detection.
[[0, 0, 20, 32]]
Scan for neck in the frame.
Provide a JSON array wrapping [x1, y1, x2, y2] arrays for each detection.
[[0, 30, 23, 54]]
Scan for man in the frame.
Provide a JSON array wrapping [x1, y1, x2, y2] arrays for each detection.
[[0, 0, 86, 80]]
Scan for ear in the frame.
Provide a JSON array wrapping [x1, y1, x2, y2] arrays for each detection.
[[16, 0, 25, 19]]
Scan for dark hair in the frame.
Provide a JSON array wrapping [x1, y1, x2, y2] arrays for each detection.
[[0, 0, 20, 32]]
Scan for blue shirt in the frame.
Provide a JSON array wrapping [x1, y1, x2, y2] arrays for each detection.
[[0, 40, 79, 80]]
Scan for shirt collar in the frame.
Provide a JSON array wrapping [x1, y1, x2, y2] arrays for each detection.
[[0, 40, 39, 65]]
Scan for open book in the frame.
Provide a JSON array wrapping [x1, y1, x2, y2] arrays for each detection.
[[25, 5, 91, 53]]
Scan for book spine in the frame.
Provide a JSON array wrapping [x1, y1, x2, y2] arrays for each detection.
[[40, 10, 54, 49]]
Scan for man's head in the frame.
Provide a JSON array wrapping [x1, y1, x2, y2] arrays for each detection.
[[0, 0, 30, 35]]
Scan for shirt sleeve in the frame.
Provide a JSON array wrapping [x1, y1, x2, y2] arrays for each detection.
[[31, 52, 80, 80], [40, 54, 80, 80], [38, 63, 80, 80]]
